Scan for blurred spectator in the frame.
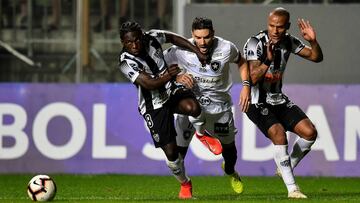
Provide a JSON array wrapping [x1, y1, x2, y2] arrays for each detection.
[[1, 0, 15, 28], [94, 0, 129, 32], [149, 0, 168, 29], [18, 0, 61, 30]]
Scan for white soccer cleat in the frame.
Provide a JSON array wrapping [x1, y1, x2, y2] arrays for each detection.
[[288, 187, 307, 199]]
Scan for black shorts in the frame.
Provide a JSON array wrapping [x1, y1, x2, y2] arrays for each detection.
[[246, 98, 308, 137], [143, 86, 196, 148]]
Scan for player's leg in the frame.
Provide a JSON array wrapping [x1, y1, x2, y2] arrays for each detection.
[[246, 104, 306, 198], [279, 102, 317, 169], [290, 118, 317, 168], [143, 107, 191, 199], [175, 114, 195, 158], [171, 88, 222, 155]]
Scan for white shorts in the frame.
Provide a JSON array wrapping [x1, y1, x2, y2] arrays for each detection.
[[175, 110, 237, 147]]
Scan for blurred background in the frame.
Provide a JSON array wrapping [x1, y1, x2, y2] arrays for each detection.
[[0, 0, 359, 176], [1, 0, 359, 83]]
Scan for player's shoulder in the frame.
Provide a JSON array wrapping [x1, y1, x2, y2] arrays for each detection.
[[214, 36, 237, 51], [119, 52, 140, 69]]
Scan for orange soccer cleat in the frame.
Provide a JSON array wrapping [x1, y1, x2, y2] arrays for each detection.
[[179, 180, 192, 199], [195, 131, 222, 155]]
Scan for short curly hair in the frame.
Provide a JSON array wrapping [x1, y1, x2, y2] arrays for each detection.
[[119, 21, 142, 40]]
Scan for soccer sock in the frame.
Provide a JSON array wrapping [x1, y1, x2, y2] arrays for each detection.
[[290, 137, 315, 168], [273, 144, 297, 192], [221, 143, 237, 175], [188, 110, 205, 136], [166, 156, 190, 184]]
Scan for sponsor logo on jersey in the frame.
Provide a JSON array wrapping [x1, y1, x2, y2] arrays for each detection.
[[212, 53, 223, 58], [128, 71, 135, 79], [247, 50, 255, 57], [210, 61, 221, 72]]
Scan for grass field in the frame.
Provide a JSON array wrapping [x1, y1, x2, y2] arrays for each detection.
[[0, 174, 359, 202]]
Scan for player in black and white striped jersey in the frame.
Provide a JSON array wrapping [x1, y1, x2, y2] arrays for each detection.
[[243, 7, 323, 199], [117, 21, 222, 199]]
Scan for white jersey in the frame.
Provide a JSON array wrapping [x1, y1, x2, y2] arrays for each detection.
[[118, 30, 172, 115], [164, 36, 240, 114]]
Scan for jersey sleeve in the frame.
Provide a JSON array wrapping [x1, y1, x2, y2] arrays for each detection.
[[229, 41, 240, 63], [290, 35, 305, 54], [147, 29, 167, 45], [118, 59, 140, 83], [163, 45, 179, 65], [243, 37, 263, 61]]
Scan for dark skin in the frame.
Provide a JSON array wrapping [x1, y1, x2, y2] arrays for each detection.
[[121, 29, 205, 160], [248, 10, 323, 145]]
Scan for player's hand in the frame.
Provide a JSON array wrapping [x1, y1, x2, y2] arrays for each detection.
[[298, 18, 317, 42], [266, 39, 275, 62], [167, 64, 181, 78], [239, 85, 251, 112], [176, 73, 194, 89]]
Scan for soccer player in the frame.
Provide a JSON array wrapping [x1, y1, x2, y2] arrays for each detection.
[[164, 17, 251, 194], [117, 21, 222, 199], [243, 7, 323, 198]]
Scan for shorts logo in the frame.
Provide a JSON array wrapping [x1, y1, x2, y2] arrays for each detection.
[[210, 61, 221, 72], [199, 96, 211, 106], [214, 123, 229, 134], [287, 101, 295, 108], [152, 133, 160, 142], [261, 107, 269, 115]]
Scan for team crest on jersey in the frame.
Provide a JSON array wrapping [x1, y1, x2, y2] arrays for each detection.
[[152, 133, 160, 142], [210, 61, 221, 72], [198, 96, 211, 106]]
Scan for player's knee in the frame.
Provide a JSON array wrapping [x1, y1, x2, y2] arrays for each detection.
[[303, 126, 318, 141], [268, 125, 287, 145]]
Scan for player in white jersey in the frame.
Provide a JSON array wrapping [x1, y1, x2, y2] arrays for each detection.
[[243, 8, 323, 198], [117, 21, 222, 199], [164, 17, 251, 194]]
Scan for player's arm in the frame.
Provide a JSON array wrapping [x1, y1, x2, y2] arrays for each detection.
[[163, 31, 208, 65], [296, 18, 323, 62], [248, 60, 270, 85], [237, 55, 251, 112], [135, 64, 181, 90]]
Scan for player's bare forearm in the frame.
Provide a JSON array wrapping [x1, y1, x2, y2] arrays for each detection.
[[249, 60, 268, 84], [136, 65, 180, 90], [309, 40, 323, 62]]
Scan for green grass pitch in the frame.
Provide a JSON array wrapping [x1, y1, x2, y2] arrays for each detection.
[[0, 174, 359, 202]]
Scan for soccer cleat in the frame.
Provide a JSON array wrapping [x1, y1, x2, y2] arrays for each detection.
[[179, 180, 192, 199], [195, 131, 222, 155], [221, 162, 244, 194], [275, 167, 282, 178], [288, 188, 307, 199]]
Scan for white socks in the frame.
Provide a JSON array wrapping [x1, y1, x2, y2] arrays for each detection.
[[290, 137, 315, 168], [273, 144, 297, 192], [166, 156, 189, 184], [188, 110, 205, 136]]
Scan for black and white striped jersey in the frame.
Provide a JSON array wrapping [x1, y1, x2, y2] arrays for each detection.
[[118, 30, 172, 115], [243, 30, 305, 105]]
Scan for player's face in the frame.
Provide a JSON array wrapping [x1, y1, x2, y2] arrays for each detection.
[[267, 14, 288, 44], [122, 31, 143, 56], [192, 29, 214, 54]]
